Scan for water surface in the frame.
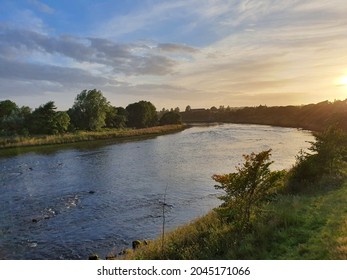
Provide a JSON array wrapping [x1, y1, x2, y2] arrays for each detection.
[[0, 124, 314, 259]]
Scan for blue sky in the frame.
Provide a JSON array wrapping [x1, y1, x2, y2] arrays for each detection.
[[1, 0, 347, 110]]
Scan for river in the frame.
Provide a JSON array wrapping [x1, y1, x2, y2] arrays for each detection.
[[0, 124, 314, 259]]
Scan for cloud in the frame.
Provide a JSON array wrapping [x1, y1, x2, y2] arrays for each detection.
[[0, 56, 112, 86], [94, 1, 191, 39], [6, 9, 48, 33], [29, 0, 54, 14], [156, 43, 198, 53], [0, 26, 184, 76]]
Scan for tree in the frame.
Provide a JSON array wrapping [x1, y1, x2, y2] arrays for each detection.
[[210, 106, 218, 112], [286, 125, 347, 193], [0, 102, 32, 135], [27, 101, 69, 135], [159, 111, 182, 125], [212, 150, 285, 233], [0, 100, 19, 134], [0, 100, 18, 119], [126, 100, 158, 128], [105, 106, 118, 128], [27, 101, 56, 134], [69, 89, 110, 131], [1, 112, 22, 134], [54, 111, 70, 133], [158, 108, 169, 119], [113, 107, 128, 128], [308, 125, 347, 174]]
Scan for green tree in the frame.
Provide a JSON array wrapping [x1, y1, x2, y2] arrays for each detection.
[[69, 89, 110, 131], [126, 100, 158, 128], [212, 150, 285, 233], [105, 105, 118, 128], [309, 125, 347, 174], [28, 101, 59, 134], [113, 107, 128, 128], [286, 125, 347, 193], [159, 111, 182, 125], [0, 100, 19, 134], [0, 100, 18, 119], [2, 105, 32, 135], [54, 111, 71, 133], [1, 112, 22, 134]]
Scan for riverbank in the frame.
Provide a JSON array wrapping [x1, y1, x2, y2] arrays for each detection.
[[121, 170, 347, 260], [0, 124, 187, 149]]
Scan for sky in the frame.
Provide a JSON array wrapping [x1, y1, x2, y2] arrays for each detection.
[[1, 0, 347, 111]]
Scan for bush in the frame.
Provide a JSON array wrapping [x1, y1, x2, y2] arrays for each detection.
[[212, 149, 286, 233], [286, 125, 347, 194], [159, 111, 182, 125]]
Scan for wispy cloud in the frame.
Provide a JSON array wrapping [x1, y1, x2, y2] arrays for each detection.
[[95, 1, 190, 39], [29, 0, 54, 14], [0, 26, 192, 76]]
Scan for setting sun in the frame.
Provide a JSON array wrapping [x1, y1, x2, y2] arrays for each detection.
[[338, 76, 347, 88]]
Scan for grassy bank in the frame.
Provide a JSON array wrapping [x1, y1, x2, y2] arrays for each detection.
[[0, 124, 186, 149], [123, 172, 347, 260]]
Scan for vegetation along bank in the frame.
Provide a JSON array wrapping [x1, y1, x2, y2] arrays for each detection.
[[0, 89, 184, 149]]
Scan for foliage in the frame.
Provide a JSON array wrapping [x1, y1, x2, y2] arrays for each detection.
[[0, 100, 18, 119], [159, 111, 182, 125], [0, 100, 30, 135], [69, 89, 110, 131], [114, 107, 129, 128], [126, 100, 158, 128], [105, 106, 128, 128], [54, 111, 71, 134], [27, 101, 66, 135], [104, 106, 118, 128], [212, 150, 285, 233], [308, 125, 347, 174], [286, 125, 347, 193], [181, 99, 347, 132]]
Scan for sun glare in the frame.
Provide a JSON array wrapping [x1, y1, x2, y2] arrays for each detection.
[[338, 76, 347, 88]]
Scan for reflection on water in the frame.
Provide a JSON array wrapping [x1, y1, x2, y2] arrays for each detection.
[[0, 124, 314, 259]]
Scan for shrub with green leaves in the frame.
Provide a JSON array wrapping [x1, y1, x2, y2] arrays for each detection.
[[212, 149, 285, 233], [286, 125, 347, 193]]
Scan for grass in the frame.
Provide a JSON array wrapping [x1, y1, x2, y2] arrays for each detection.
[[122, 211, 232, 260], [123, 172, 347, 260], [0, 124, 186, 149]]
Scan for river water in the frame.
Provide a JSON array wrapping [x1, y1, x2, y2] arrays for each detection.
[[0, 124, 314, 259]]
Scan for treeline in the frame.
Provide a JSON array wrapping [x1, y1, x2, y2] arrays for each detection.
[[0, 89, 182, 136], [3, 91, 347, 136], [182, 100, 347, 131]]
